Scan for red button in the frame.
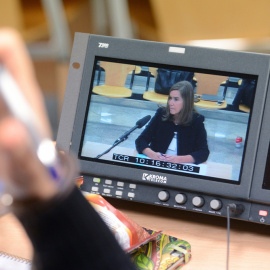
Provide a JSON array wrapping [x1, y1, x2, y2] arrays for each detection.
[[259, 210, 268, 216]]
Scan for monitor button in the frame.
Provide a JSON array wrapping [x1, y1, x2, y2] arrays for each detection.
[[103, 188, 111, 194], [93, 177, 101, 183], [128, 192, 135, 198], [158, 190, 170, 202], [192, 196, 205, 208], [91, 186, 99, 192], [117, 182, 125, 187], [210, 199, 223, 211], [105, 179, 113, 185], [116, 190, 123, 196], [129, 184, 137, 189], [175, 193, 187, 204]]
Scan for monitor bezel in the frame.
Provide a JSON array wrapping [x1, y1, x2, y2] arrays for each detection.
[[57, 33, 270, 201], [250, 77, 270, 204], [78, 56, 256, 185]]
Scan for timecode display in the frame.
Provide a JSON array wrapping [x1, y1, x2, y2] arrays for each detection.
[[112, 154, 200, 173]]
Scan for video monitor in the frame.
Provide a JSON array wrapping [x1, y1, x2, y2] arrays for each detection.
[[78, 57, 257, 185], [57, 33, 270, 202]]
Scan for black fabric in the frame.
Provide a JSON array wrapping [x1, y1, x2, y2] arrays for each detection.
[[232, 79, 256, 109], [18, 187, 136, 270], [135, 107, 209, 164], [154, 69, 194, 95]]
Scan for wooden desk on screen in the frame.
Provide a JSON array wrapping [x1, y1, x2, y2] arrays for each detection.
[[1, 199, 270, 270]]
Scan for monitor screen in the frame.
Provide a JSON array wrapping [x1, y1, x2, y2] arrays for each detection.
[[78, 57, 257, 185], [57, 33, 270, 221], [57, 33, 270, 203]]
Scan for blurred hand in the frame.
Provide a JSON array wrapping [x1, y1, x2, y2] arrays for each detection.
[[0, 117, 58, 201], [0, 28, 51, 138], [0, 28, 61, 203]]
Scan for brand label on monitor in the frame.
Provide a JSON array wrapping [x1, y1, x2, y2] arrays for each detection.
[[142, 173, 167, 184], [98, 42, 109, 48]]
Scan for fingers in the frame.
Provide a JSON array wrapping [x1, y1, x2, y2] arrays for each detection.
[[164, 155, 178, 163], [157, 153, 165, 160], [0, 28, 51, 138], [149, 152, 165, 161], [163, 154, 173, 161], [0, 118, 58, 200]]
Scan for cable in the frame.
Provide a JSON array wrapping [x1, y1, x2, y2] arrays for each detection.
[[227, 203, 245, 215], [226, 205, 231, 270], [226, 203, 244, 270]]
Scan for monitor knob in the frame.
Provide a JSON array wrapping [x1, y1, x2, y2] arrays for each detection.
[[158, 190, 170, 202], [175, 193, 187, 204], [210, 199, 223, 211], [192, 196, 205, 208]]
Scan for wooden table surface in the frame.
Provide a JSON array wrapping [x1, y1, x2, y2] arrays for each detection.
[[1, 197, 270, 270]]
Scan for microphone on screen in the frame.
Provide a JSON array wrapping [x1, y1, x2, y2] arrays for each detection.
[[114, 115, 151, 145], [136, 115, 151, 128], [96, 115, 151, 159]]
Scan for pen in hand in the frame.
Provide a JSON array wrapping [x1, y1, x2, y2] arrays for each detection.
[[0, 65, 62, 183]]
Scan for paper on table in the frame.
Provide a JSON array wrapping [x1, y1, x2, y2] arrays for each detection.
[[0, 251, 31, 270]]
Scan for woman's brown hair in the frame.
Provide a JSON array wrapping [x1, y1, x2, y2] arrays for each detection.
[[162, 81, 196, 125]]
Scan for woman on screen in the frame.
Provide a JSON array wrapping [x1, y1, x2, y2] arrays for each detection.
[[136, 81, 209, 165]]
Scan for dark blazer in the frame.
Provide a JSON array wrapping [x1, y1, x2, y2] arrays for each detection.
[[135, 107, 209, 164]]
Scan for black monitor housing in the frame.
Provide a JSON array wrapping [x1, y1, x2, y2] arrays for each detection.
[[57, 33, 270, 224]]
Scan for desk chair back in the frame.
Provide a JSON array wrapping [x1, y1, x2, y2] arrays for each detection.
[[143, 67, 169, 104], [195, 73, 228, 96], [93, 61, 135, 98], [194, 73, 228, 109]]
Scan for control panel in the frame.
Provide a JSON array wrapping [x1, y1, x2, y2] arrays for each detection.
[[80, 175, 270, 225]]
